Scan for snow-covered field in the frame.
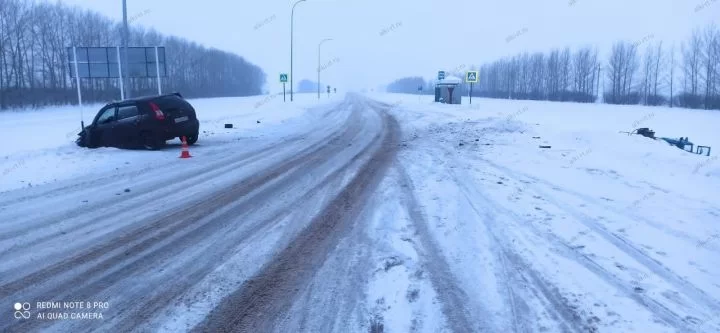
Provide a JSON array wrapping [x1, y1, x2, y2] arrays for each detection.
[[371, 93, 720, 332], [0, 93, 338, 193], [1, 92, 719, 332]]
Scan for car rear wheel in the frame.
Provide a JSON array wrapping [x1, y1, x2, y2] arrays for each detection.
[[185, 133, 198, 145], [142, 132, 164, 150]]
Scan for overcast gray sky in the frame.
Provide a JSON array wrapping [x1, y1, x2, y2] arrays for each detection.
[[58, 0, 718, 93]]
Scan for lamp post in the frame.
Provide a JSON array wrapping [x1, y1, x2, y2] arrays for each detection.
[[318, 38, 333, 100], [290, 0, 306, 102]]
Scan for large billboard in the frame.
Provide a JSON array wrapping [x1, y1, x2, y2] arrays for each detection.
[[67, 47, 167, 79]]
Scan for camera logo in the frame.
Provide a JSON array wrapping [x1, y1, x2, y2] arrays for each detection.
[[14, 302, 30, 319]]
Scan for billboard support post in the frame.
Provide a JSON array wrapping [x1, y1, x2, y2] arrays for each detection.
[[155, 46, 162, 95], [116, 46, 125, 100], [72, 46, 84, 129], [72, 46, 82, 108]]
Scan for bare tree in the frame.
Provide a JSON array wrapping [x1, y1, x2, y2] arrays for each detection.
[[652, 41, 663, 97], [572, 46, 598, 102], [0, 0, 266, 110], [641, 44, 654, 104], [702, 24, 719, 109], [529, 52, 545, 99], [466, 24, 717, 109], [546, 49, 560, 100], [680, 29, 703, 108], [559, 47, 571, 100], [606, 41, 640, 104], [607, 42, 624, 103], [669, 44, 676, 107]]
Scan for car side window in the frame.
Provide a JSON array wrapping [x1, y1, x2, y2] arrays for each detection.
[[97, 106, 117, 124], [117, 105, 139, 120]]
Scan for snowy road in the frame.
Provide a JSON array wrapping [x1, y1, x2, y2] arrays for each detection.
[[1, 93, 719, 333], [0, 94, 400, 332]]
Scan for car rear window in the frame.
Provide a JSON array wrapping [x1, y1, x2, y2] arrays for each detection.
[[155, 96, 189, 108], [152, 96, 195, 117]]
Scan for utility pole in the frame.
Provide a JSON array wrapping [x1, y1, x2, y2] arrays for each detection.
[[290, 0, 306, 102], [122, 0, 130, 99]]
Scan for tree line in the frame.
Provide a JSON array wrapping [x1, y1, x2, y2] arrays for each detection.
[[386, 76, 426, 93], [388, 24, 720, 110], [0, 0, 266, 110]]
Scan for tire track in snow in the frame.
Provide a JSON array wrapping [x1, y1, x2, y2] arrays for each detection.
[[0, 108, 361, 286], [479, 158, 720, 317], [0, 105, 355, 254], [0, 137, 301, 248], [1, 104, 360, 285], [495, 159, 717, 253], [190, 99, 399, 333], [441, 164, 587, 333], [463, 157, 710, 332], [0, 112, 355, 257], [394, 163, 491, 333], [111, 124, 380, 332], [453, 168, 696, 332]]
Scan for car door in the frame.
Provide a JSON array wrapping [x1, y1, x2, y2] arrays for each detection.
[[94, 105, 118, 146], [114, 103, 142, 146]]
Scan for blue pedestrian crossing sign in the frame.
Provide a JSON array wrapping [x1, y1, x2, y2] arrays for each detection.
[[466, 71, 479, 83], [280, 73, 288, 83]]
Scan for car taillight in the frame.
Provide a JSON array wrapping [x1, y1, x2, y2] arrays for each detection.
[[149, 102, 165, 120]]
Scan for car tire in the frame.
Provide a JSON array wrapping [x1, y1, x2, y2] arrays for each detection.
[[141, 132, 164, 150], [185, 133, 198, 145]]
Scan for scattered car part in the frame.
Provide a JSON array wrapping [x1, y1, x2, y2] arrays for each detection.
[[625, 128, 711, 156]]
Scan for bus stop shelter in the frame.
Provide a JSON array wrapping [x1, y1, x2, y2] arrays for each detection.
[[435, 76, 462, 104]]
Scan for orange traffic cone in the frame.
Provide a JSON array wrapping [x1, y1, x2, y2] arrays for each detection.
[[180, 136, 192, 158]]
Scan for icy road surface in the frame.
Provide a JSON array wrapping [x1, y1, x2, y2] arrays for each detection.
[[1, 93, 720, 332]]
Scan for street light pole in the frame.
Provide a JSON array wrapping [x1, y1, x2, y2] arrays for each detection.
[[290, 0, 306, 102], [318, 38, 333, 100], [122, 0, 130, 99]]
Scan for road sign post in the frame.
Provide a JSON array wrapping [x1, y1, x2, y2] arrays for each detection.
[[470, 82, 473, 104], [327, 85, 330, 98], [280, 73, 288, 102], [466, 71, 479, 105]]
